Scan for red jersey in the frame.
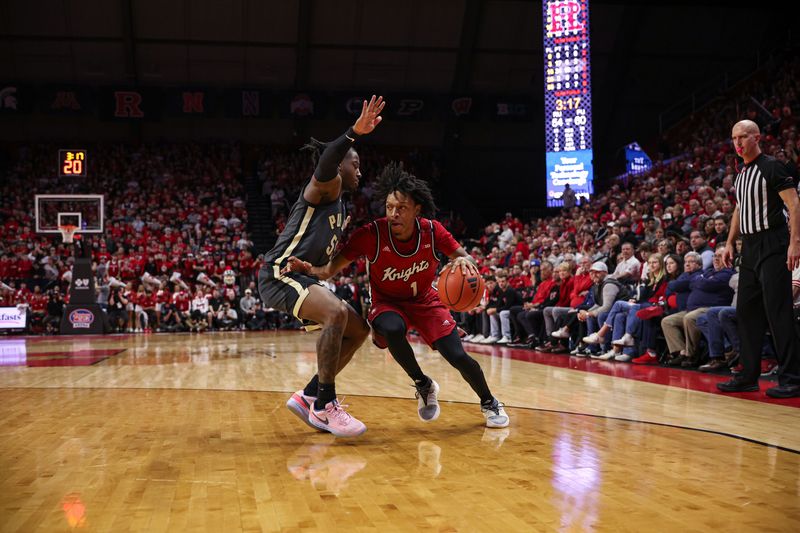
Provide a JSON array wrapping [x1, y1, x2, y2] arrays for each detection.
[[172, 290, 190, 312], [30, 294, 47, 312], [341, 218, 459, 302]]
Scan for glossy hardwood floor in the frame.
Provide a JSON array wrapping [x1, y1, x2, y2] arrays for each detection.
[[0, 330, 798, 532]]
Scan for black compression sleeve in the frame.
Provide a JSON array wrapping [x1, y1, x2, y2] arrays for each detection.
[[313, 127, 360, 183]]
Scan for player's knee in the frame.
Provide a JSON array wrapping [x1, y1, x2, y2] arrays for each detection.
[[375, 316, 406, 343], [322, 301, 349, 329]]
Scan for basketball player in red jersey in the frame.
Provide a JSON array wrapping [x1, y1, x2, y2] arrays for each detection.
[[285, 163, 509, 428]]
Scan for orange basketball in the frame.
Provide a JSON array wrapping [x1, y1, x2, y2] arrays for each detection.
[[437, 267, 485, 312]]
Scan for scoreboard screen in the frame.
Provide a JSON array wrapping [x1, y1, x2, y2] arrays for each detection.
[[543, 0, 593, 207], [59, 149, 87, 178]]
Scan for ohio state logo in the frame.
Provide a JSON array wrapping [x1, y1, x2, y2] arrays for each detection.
[[381, 261, 430, 282]]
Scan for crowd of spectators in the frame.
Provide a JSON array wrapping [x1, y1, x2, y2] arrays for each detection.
[[0, 142, 284, 334], [456, 54, 800, 377]]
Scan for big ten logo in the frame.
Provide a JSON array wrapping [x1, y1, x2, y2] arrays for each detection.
[[0, 86, 18, 110], [496, 102, 528, 117], [51, 91, 81, 111], [182, 92, 205, 114], [114, 91, 144, 118], [451, 97, 473, 117], [345, 97, 367, 116], [73, 278, 90, 289], [242, 91, 261, 117], [547, 0, 585, 36], [290, 93, 314, 116], [397, 99, 424, 117]]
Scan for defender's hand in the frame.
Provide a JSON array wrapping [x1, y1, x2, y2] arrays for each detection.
[[353, 95, 386, 135], [281, 256, 311, 275]]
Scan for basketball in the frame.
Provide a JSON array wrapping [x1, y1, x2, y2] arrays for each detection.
[[437, 267, 485, 312]]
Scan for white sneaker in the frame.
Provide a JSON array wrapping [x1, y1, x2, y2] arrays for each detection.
[[582, 332, 605, 345], [551, 327, 570, 339], [415, 379, 441, 422], [612, 333, 635, 347], [591, 350, 617, 360], [462, 334, 475, 342], [470, 334, 486, 343], [481, 336, 500, 344], [497, 336, 511, 344], [481, 399, 509, 428], [614, 353, 633, 362]]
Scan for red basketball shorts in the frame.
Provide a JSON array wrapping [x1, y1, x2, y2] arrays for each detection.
[[368, 291, 456, 349]]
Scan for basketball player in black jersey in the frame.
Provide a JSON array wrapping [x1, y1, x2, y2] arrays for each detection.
[[258, 95, 385, 437]]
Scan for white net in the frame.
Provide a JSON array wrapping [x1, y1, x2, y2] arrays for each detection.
[[58, 225, 78, 244]]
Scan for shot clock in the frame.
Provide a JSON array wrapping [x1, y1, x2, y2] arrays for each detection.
[[542, 0, 594, 207], [59, 149, 87, 178]]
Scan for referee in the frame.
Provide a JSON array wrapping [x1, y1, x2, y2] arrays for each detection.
[[717, 120, 800, 398]]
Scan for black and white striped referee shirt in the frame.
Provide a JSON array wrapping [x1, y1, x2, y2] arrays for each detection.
[[734, 153, 794, 235]]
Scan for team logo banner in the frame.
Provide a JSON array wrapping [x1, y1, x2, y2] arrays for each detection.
[[40, 86, 94, 114], [164, 88, 213, 117]]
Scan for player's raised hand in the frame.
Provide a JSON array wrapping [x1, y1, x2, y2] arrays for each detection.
[[353, 95, 386, 135], [281, 256, 311, 275]]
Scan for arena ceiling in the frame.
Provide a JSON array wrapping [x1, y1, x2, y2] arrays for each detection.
[[0, 0, 793, 153]]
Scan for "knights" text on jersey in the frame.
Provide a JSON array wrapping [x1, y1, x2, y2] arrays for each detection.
[[381, 260, 430, 282]]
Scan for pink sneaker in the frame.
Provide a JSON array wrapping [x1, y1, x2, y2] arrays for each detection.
[[308, 399, 367, 437], [286, 390, 319, 430]]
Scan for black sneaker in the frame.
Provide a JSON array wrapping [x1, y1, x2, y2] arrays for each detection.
[[716, 378, 759, 393], [666, 354, 684, 367], [765, 384, 800, 399]]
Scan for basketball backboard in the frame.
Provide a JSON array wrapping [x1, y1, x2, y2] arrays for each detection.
[[34, 194, 104, 234]]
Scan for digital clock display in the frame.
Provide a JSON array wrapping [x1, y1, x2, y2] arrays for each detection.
[[59, 149, 87, 178], [543, 0, 593, 207]]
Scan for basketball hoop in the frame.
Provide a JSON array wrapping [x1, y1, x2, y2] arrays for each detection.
[[58, 224, 79, 244]]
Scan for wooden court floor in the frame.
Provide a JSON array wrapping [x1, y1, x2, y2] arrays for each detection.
[[0, 331, 799, 532]]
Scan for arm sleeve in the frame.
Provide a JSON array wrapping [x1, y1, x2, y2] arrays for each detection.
[[432, 220, 460, 256], [768, 159, 794, 193], [313, 128, 360, 183], [340, 223, 377, 262]]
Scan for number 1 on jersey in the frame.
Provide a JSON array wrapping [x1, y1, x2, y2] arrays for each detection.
[[411, 281, 417, 297]]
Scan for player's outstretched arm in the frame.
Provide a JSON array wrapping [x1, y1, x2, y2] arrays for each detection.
[[282, 253, 353, 281], [446, 248, 480, 276], [305, 95, 386, 204]]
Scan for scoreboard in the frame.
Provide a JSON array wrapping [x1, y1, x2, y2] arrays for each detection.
[[59, 149, 87, 177], [543, 0, 593, 207]]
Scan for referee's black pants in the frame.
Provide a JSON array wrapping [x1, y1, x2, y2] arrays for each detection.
[[737, 226, 800, 386]]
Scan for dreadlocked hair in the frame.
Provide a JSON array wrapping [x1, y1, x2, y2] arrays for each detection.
[[374, 161, 437, 218], [300, 138, 327, 166]]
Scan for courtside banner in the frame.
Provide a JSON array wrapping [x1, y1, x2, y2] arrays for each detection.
[[0, 306, 26, 329]]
